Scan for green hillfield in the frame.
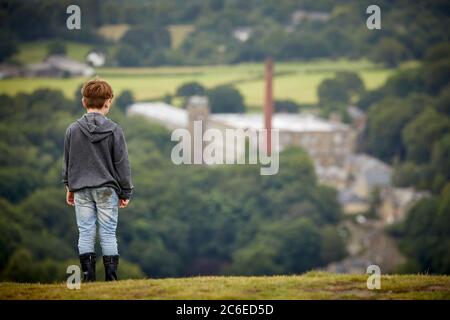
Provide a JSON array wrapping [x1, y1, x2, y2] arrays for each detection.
[[1, 272, 449, 300], [0, 59, 403, 108]]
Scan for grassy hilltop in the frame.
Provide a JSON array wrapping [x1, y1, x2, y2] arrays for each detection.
[[1, 272, 449, 300]]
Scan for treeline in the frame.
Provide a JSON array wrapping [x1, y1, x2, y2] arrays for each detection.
[[110, 0, 450, 66], [357, 43, 450, 274], [0, 87, 347, 282], [1, 0, 449, 66]]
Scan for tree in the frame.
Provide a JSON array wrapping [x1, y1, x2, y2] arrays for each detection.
[[0, 248, 38, 282], [317, 72, 365, 117], [322, 29, 353, 58], [383, 69, 426, 97], [392, 162, 432, 191], [0, 198, 22, 269], [432, 134, 450, 184], [320, 226, 346, 263], [47, 41, 67, 56], [121, 25, 171, 50], [206, 85, 245, 113], [115, 90, 135, 112], [365, 95, 425, 162], [74, 84, 83, 106], [274, 100, 300, 113], [424, 60, 450, 94], [392, 185, 450, 274], [371, 38, 408, 68], [0, 31, 17, 62], [318, 78, 349, 106], [176, 82, 206, 97], [335, 72, 365, 96], [357, 88, 385, 111], [425, 43, 450, 64], [230, 217, 323, 275], [115, 44, 143, 67], [402, 108, 450, 164], [116, 24, 171, 66], [0, 167, 41, 203], [435, 85, 450, 116], [279, 33, 329, 60]]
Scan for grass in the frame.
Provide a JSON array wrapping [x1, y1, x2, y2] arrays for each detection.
[[97, 24, 130, 42], [0, 59, 402, 108], [168, 25, 195, 49], [0, 272, 449, 300], [12, 41, 94, 64], [96, 24, 194, 48]]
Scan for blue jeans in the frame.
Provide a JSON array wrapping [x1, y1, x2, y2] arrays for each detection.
[[74, 187, 119, 256]]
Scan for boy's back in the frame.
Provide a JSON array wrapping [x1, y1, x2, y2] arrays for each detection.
[[63, 112, 132, 200]]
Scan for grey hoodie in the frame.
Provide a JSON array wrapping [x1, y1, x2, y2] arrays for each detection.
[[62, 112, 133, 199]]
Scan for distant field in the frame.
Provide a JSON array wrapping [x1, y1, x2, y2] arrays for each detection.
[[0, 59, 399, 108], [4, 39, 404, 107], [97, 24, 130, 42], [0, 272, 449, 299], [12, 23, 194, 64], [168, 24, 195, 49], [97, 24, 194, 48], [12, 41, 94, 64]]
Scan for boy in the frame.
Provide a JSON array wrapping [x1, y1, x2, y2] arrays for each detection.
[[62, 78, 133, 282]]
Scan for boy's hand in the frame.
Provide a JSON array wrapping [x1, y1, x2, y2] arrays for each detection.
[[119, 199, 130, 208], [66, 190, 75, 206]]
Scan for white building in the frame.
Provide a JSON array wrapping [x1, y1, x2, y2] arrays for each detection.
[[346, 154, 392, 199], [86, 51, 106, 67], [232, 27, 252, 42], [127, 100, 356, 167], [26, 55, 94, 78]]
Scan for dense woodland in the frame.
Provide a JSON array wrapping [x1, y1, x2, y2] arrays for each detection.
[[1, 0, 449, 66]]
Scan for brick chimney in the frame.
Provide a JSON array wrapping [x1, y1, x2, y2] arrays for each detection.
[[264, 58, 274, 155], [187, 96, 210, 164]]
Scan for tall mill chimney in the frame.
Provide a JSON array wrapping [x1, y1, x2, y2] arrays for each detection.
[[187, 96, 209, 164], [264, 58, 274, 155]]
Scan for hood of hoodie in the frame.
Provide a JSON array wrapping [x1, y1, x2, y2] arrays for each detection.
[[76, 113, 117, 143]]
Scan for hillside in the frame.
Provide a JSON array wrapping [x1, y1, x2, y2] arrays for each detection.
[[0, 59, 396, 107], [1, 273, 449, 300], [12, 41, 94, 64]]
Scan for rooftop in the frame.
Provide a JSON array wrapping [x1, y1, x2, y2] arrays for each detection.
[[128, 102, 349, 133], [128, 102, 188, 129], [27, 55, 94, 76]]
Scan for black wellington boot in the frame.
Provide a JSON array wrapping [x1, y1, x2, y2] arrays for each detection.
[[79, 252, 96, 282], [103, 255, 119, 281]]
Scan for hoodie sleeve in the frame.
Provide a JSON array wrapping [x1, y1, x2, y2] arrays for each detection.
[[113, 126, 133, 199], [62, 126, 71, 187]]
